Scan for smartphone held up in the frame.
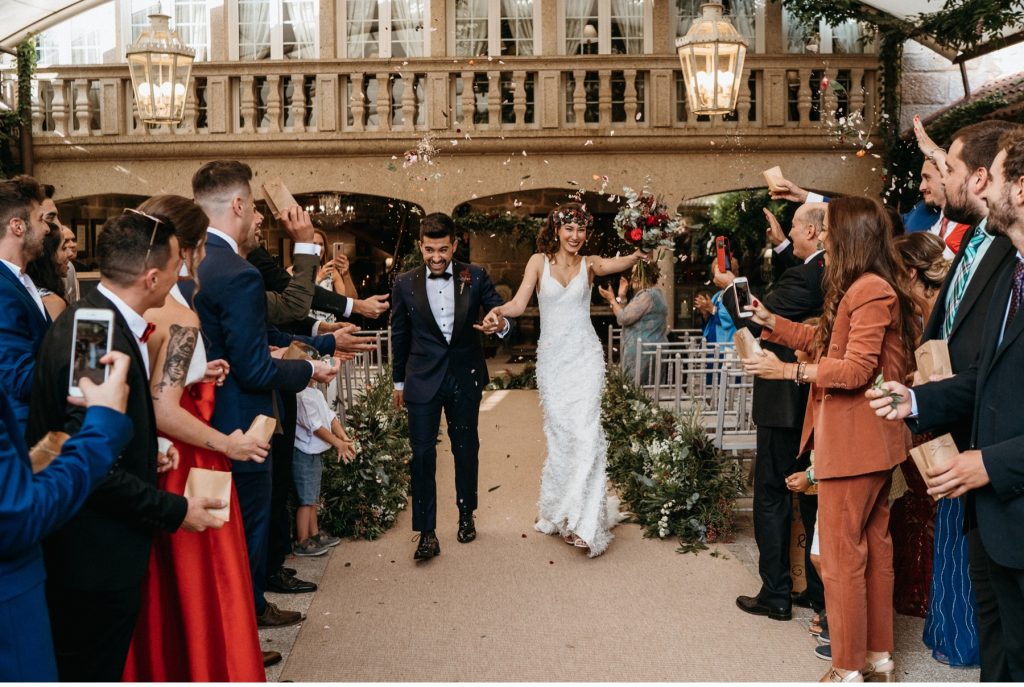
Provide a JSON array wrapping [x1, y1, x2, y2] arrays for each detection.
[[69, 308, 115, 397], [732, 277, 754, 318]]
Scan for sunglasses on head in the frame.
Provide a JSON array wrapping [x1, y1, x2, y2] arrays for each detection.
[[123, 208, 165, 267]]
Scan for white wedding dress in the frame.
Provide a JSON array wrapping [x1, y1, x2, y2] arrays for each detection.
[[533, 255, 620, 557]]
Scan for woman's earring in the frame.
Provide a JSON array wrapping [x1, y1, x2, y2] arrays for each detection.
[[816, 240, 825, 251]]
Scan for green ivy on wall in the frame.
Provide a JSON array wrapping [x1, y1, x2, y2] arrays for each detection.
[[0, 39, 37, 178]]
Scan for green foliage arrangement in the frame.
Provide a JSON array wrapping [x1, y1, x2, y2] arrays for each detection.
[[0, 39, 37, 178], [601, 367, 746, 553], [485, 363, 537, 390], [319, 366, 412, 540]]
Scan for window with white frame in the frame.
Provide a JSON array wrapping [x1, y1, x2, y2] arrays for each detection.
[[341, 0, 427, 59], [128, 0, 210, 61], [561, 0, 650, 56], [673, 0, 758, 53], [237, 0, 318, 60], [453, 0, 537, 57], [36, 2, 116, 66], [782, 9, 872, 54]]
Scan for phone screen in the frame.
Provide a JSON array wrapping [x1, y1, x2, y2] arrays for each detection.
[[734, 280, 752, 313], [72, 318, 111, 389]]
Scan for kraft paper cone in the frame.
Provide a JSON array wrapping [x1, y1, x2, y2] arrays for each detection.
[[29, 431, 69, 474], [262, 178, 299, 219], [915, 339, 952, 380], [184, 467, 231, 521], [763, 166, 785, 192], [247, 414, 278, 444], [283, 340, 319, 361], [733, 328, 764, 359], [909, 433, 958, 501]]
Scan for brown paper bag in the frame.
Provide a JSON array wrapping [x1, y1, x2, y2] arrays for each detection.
[[909, 433, 958, 501], [247, 414, 278, 444], [283, 340, 319, 361], [262, 178, 298, 218], [915, 339, 952, 380], [733, 327, 764, 359], [183, 467, 231, 521], [763, 166, 785, 192], [29, 431, 69, 474]]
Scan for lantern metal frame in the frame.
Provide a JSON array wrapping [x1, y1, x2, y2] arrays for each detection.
[[126, 14, 195, 125], [674, 2, 748, 116]]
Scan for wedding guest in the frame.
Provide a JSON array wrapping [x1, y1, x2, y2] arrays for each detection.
[[0, 175, 50, 431], [870, 129, 1024, 681], [913, 117, 971, 257], [191, 160, 340, 632], [599, 262, 667, 385], [0, 352, 132, 681], [896, 233, 950, 329], [743, 196, 918, 682], [26, 211, 226, 681], [25, 222, 70, 321], [61, 226, 80, 305], [120, 195, 270, 679]]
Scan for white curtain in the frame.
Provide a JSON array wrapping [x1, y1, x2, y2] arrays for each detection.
[[239, 0, 271, 60], [286, 0, 318, 58], [565, 0, 596, 55], [346, 0, 378, 58], [610, 0, 643, 54], [391, 0, 424, 57], [456, 0, 489, 56], [731, 0, 755, 51], [501, 0, 533, 56], [782, 7, 811, 53], [831, 20, 863, 53]]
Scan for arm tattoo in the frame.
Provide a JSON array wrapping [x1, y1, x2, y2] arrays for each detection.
[[156, 324, 199, 393]]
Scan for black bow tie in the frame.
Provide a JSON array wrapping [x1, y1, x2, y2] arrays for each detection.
[[428, 271, 452, 280]]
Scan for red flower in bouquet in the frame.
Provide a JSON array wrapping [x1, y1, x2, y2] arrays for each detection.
[[629, 227, 644, 243]]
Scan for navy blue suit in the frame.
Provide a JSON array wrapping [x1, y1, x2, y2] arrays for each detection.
[[194, 233, 332, 613], [0, 264, 51, 431], [390, 262, 510, 532]]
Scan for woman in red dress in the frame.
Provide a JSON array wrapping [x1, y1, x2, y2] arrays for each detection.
[[122, 196, 269, 681]]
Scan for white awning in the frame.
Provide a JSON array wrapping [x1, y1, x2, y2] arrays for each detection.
[[1, 0, 109, 53]]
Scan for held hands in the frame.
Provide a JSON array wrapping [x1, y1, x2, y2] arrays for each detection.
[[865, 380, 913, 421], [474, 306, 507, 335], [181, 495, 227, 532], [280, 205, 315, 243], [741, 349, 784, 379], [785, 471, 811, 493], [311, 357, 339, 384], [71, 351, 132, 412], [764, 208, 787, 247], [711, 262, 736, 289], [353, 294, 390, 319], [768, 178, 809, 203], [924, 450, 990, 499], [225, 429, 269, 463]]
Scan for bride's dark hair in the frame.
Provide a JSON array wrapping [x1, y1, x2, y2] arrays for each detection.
[[537, 202, 592, 256]]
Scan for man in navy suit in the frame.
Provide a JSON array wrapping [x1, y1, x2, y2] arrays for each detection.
[[191, 160, 346, 632], [0, 175, 51, 431], [391, 213, 512, 560], [0, 352, 132, 681], [870, 129, 1024, 681]]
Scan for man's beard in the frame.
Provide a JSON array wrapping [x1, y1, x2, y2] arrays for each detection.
[[986, 184, 1019, 237], [943, 181, 985, 225]]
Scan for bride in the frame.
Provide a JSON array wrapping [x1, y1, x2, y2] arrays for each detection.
[[483, 202, 646, 556]]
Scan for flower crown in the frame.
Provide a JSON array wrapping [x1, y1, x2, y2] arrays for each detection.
[[553, 207, 593, 228]]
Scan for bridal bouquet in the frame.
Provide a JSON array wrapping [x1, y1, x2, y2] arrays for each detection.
[[613, 181, 684, 282]]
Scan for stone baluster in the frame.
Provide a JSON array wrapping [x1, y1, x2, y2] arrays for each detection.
[[796, 68, 812, 126], [623, 69, 638, 126], [737, 70, 752, 124], [51, 79, 68, 136], [486, 71, 501, 128], [571, 70, 586, 129], [239, 75, 257, 133], [401, 75, 417, 131], [512, 71, 527, 128], [290, 74, 307, 132], [460, 72, 476, 129], [350, 73, 366, 132], [73, 80, 91, 135], [375, 73, 391, 132], [265, 74, 282, 133], [598, 70, 612, 128], [849, 68, 865, 116]]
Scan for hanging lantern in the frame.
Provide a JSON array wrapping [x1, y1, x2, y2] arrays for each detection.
[[675, 3, 748, 116], [126, 14, 195, 125]]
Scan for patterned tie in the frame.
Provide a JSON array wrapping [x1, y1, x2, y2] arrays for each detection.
[[1005, 259, 1024, 331], [942, 226, 989, 338]]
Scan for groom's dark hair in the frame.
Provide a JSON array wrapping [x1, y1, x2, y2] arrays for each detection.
[[419, 212, 456, 241]]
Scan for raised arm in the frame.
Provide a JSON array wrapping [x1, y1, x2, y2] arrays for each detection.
[[588, 250, 645, 278]]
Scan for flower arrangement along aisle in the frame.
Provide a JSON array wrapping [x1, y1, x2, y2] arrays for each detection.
[[613, 179, 685, 282], [601, 367, 746, 553], [319, 366, 412, 540]]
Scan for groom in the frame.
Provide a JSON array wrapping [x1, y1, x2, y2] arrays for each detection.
[[391, 213, 512, 560]]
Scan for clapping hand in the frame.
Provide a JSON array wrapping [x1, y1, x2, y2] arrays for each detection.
[[768, 177, 809, 203], [694, 293, 714, 316], [597, 283, 616, 304]]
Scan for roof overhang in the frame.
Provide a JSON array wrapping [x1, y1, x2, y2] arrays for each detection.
[[1, 0, 109, 53]]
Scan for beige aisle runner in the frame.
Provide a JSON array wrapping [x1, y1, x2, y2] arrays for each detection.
[[281, 389, 823, 681]]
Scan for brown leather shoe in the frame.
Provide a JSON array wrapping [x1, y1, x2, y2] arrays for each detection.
[[257, 601, 303, 628], [262, 650, 282, 668]]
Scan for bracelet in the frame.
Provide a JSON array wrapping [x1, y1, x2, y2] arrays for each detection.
[[806, 467, 816, 485], [797, 362, 807, 384]]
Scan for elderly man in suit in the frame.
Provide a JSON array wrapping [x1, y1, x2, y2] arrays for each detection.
[[0, 176, 51, 431], [872, 128, 1024, 681], [27, 212, 225, 681], [0, 353, 132, 681], [716, 202, 828, 621]]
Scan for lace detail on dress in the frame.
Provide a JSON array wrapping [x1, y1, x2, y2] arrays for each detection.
[[533, 255, 619, 557]]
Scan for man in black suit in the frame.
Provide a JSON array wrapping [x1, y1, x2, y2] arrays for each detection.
[[871, 128, 1024, 680], [391, 213, 512, 560], [27, 212, 225, 681], [717, 202, 828, 621]]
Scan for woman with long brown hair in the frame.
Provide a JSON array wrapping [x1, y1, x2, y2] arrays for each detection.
[[742, 196, 917, 682]]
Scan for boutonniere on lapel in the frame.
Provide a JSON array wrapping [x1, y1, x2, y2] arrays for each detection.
[[458, 267, 471, 295]]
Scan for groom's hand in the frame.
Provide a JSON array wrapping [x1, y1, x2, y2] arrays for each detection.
[[393, 389, 404, 409]]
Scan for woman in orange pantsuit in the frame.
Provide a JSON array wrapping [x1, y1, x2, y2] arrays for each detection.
[[742, 197, 918, 682]]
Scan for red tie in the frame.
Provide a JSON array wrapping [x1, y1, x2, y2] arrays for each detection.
[[939, 217, 950, 239], [139, 322, 156, 343]]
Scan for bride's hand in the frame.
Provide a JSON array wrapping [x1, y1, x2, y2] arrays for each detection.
[[634, 249, 651, 263], [473, 307, 505, 335]]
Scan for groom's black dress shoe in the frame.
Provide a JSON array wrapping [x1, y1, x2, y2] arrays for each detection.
[[267, 568, 317, 594], [457, 513, 476, 543], [736, 594, 792, 621], [414, 531, 441, 560]]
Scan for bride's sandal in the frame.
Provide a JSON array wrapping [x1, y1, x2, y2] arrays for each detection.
[[562, 532, 577, 545], [573, 536, 590, 550]]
